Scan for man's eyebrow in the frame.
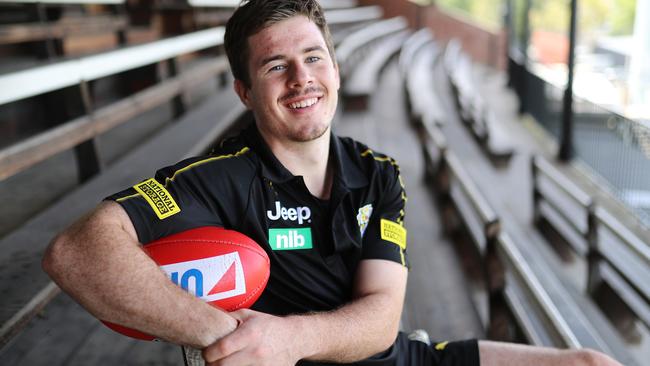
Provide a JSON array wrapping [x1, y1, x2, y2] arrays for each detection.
[[304, 45, 326, 53], [259, 45, 327, 67]]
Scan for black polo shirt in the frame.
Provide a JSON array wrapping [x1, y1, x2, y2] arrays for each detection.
[[107, 122, 409, 346]]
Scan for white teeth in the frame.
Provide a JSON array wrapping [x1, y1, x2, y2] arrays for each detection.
[[289, 98, 318, 109]]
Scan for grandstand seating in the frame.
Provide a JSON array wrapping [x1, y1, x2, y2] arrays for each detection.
[[532, 155, 650, 332], [443, 39, 514, 166], [0, 2, 647, 365]]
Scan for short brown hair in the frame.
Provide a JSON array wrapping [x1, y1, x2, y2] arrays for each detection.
[[224, 0, 336, 87]]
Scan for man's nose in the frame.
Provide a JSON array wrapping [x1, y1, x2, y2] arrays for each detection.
[[288, 63, 313, 88]]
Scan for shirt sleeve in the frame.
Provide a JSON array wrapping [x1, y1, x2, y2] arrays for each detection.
[[360, 160, 409, 268], [104, 158, 223, 245]]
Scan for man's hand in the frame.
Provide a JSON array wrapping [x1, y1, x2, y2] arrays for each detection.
[[202, 309, 300, 366], [202, 259, 407, 365]]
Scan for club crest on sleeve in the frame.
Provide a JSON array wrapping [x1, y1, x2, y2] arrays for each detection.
[[356, 204, 373, 237]]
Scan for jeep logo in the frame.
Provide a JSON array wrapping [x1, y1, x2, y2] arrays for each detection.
[[266, 201, 311, 225]]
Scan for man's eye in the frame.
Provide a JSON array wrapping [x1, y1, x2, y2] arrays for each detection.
[[269, 65, 286, 72], [306, 56, 321, 63]]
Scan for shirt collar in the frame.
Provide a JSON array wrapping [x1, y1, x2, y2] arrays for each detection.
[[242, 123, 368, 189]]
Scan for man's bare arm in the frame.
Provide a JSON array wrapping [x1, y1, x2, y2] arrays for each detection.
[[203, 259, 407, 364], [297, 259, 407, 362], [42, 201, 238, 348]]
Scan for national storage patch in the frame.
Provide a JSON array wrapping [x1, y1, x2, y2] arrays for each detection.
[[133, 178, 180, 219], [380, 219, 407, 249]]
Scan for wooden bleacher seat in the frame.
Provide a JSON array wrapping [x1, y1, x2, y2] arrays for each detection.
[[0, 27, 228, 182], [0, 0, 140, 59], [496, 232, 635, 365], [443, 39, 514, 165], [342, 29, 410, 110], [403, 37, 445, 127], [191, 0, 369, 30], [532, 154, 650, 346], [432, 148, 504, 334], [187, 0, 358, 8], [418, 131, 637, 363], [325, 4, 382, 26], [0, 25, 249, 349], [335, 16, 407, 79]]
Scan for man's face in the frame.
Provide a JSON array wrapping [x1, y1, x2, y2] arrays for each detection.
[[234, 16, 340, 144]]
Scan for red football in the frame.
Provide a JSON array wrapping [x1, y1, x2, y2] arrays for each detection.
[[102, 226, 270, 340]]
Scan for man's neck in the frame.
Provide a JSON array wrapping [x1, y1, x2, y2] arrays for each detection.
[[259, 129, 333, 200]]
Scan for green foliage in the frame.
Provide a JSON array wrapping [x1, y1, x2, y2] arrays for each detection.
[[436, 0, 637, 36], [609, 0, 636, 35], [436, 0, 503, 27]]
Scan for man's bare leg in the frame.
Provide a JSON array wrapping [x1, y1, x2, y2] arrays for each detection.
[[479, 340, 623, 366]]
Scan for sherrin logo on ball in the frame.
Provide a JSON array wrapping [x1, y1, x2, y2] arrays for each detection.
[[102, 226, 270, 341]]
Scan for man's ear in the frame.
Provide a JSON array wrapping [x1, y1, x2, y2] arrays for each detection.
[[233, 79, 252, 108]]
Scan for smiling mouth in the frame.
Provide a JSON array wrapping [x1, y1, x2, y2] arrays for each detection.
[[287, 97, 320, 109]]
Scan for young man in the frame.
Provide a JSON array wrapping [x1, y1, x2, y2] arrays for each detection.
[[43, 1, 623, 365]]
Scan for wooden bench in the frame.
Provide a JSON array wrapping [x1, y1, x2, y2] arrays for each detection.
[[532, 154, 650, 337], [421, 141, 505, 334], [403, 37, 445, 127], [0, 26, 242, 346], [417, 114, 447, 190], [190, 1, 371, 30], [0, 0, 132, 59], [496, 232, 636, 365], [187, 0, 358, 8], [418, 136, 634, 362], [335, 16, 408, 79], [0, 26, 228, 183], [342, 29, 410, 110], [443, 39, 513, 165], [325, 5, 383, 26]]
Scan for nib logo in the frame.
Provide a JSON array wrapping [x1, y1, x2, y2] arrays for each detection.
[[161, 252, 246, 302]]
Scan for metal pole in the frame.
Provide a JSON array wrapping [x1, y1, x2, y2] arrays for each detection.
[[559, 0, 577, 161], [518, 0, 531, 114]]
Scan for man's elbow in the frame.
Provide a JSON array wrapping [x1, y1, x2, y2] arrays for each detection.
[[380, 320, 401, 351], [42, 231, 74, 283]]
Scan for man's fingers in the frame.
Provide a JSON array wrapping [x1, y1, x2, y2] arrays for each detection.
[[203, 333, 244, 363], [205, 349, 256, 366]]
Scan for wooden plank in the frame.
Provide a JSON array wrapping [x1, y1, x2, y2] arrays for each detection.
[[0, 57, 229, 181], [0, 27, 225, 106], [0, 88, 242, 347], [325, 5, 382, 25], [343, 30, 409, 98], [595, 206, 650, 265], [445, 152, 498, 228], [0, 282, 60, 348], [6, 0, 123, 3], [399, 28, 432, 78], [534, 155, 592, 208], [336, 16, 406, 69], [0, 15, 127, 45], [407, 42, 444, 126], [497, 233, 581, 348]]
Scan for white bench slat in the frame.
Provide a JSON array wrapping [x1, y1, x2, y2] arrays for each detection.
[[5, 0, 123, 3], [325, 5, 383, 25], [0, 27, 225, 106]]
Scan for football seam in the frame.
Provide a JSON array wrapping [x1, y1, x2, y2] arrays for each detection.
[[225, 269, 271, 311], [146, 239, 270, 264]]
